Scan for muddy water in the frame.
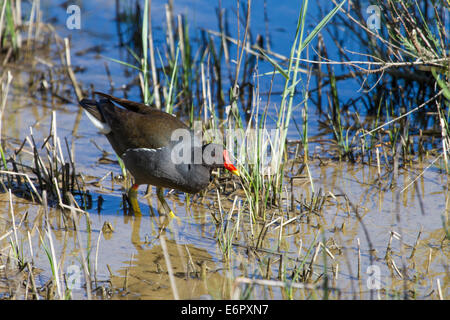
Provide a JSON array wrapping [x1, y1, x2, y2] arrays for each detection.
[[0, 0, 448, 300], [290, 160, 449, 299], [1, 150, 448, 299]]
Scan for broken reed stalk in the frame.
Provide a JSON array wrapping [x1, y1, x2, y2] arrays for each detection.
[[160, 234, 179, 300], [4, 109, 83, 208], [26, 262, 39, 300], [146, 0, 161, 109], [436, 279, 443, 300], [0, 170, 42, 203], [357, 238, 361, 280], [307, 242, 321, 282], [231, 276, 340, 299], [8, 189, 20, 265], [94, 228, 103, 287], [63, 37, 83, 101], [26, 0, 36, 49], [165, 3, 175, 60], [69, 201, 93, 300], [436, 102, 449, 173], [425, 248, 432, 275], [42, 190, 63, 300], [0, 1, 7, 45], [0, 70, 12, 142], [0, 71, 13, 174], [409, 228, 422, 260]]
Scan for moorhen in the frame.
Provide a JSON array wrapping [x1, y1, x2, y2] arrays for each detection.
[[79, 92, 239, 216]]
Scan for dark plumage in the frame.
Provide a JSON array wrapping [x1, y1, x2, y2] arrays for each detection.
[[79, 92, 238, 208]]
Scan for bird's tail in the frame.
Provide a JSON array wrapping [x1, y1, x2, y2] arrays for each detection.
[[79, 99, 111, 134]]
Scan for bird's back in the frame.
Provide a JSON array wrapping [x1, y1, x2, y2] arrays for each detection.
[[79, 92, 214, 193], [79, 92, 191, 156]]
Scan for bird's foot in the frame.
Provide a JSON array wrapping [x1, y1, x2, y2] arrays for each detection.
[[156, 188, 180, 222]]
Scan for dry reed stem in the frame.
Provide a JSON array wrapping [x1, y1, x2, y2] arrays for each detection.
[[147, 0, 161, 109], [0, 1, 7, 44], [69, 206, 93, 300], [232, 276, 319, 299], [0, 170, 43, 203], [64, 38, 83, 100], [436, 278, 443, 300], [42, 191, 63, 299], [357, 238, 362, 280], [26, 262, 40, 300], [0, 71, 13, 142], [361, 89, 444, 138], [160, 234, 179, 300]]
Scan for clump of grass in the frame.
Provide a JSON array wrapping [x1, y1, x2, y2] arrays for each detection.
[[225, 0, 346, 222], [109, 0, 197, 112], [0, 76, 97, 299], [0, 0, 21, 56], [0, 110, 88, 211], [0, 188, 98, 299], [0, 14, 102, 297], [309, 0, 450, 170]]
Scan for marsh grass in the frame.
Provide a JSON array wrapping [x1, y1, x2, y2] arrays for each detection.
[[218, 0, 347, 223], [0, 0, 449, 301], [79, 0, 448, 300], [309, 0, 450, 168], [0, 129, 96, 299], [0, 0, 21, 55], [0, 13, 101, 298]]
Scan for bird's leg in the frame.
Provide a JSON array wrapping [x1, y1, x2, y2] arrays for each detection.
[[156, 187, 177, 219], [127, 184, 142, 215]]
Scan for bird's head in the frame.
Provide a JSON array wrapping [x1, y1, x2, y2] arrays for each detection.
[[222, 149, 239, 177], [202, 143, 239, 176]]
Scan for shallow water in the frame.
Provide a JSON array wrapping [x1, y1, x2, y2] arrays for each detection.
[[0, 0, 448, 300], [1, 158, 448, 299]]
